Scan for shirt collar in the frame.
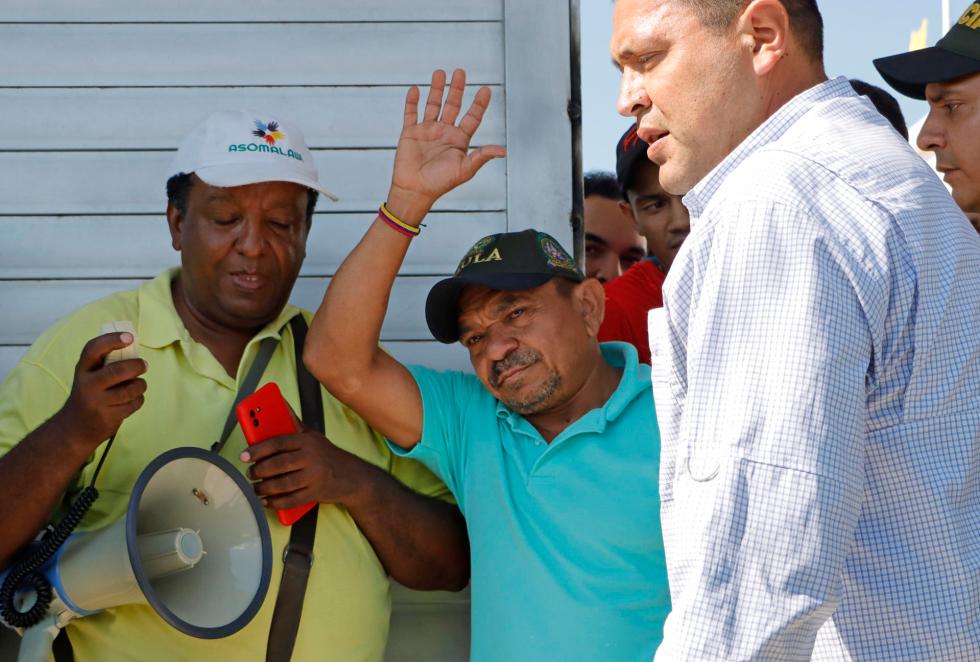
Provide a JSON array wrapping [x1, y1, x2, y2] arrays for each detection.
[[646, 255, 667, 273], [682, 76, 854, 220], [494, 341, 647, 431], [137, 267, 302, 350]]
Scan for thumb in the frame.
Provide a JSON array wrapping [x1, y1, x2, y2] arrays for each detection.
[[461, 145, 506, 180]]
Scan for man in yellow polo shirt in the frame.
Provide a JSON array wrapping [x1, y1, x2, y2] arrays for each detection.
[[0, 110, 468, 661]]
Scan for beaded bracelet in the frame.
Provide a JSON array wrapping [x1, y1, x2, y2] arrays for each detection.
[[379, 202, 422, 237]]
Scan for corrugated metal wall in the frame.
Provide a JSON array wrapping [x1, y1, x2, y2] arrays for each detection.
[[0, 1, 576, 659]]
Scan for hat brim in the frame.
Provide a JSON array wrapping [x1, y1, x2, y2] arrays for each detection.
[[617, 146, 649, 197], [425, 272, 559, 344], [873, 47, 980, 100], [194, 163, 339, 202]]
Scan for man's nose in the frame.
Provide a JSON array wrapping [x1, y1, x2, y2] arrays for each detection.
[[589, 253, 621, 283], [617, 69, 649, 118], [916, 109, 946, 153], [235, 218, 266, 256], [485, 326, 519, 361]]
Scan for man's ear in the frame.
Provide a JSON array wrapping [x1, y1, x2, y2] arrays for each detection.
[[737, 0, 790, 77], [166, 202, 184, 252], [575, 278, 607, 338], [618, 199, 638, 232]]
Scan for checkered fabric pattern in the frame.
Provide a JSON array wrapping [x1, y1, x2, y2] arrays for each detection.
[[651, 77, 980, 661]]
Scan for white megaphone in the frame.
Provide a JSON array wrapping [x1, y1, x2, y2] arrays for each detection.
[[0, 447, 273, 662]]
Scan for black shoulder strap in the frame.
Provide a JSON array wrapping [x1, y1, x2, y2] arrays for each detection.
[[211, 335, 280, 455], [266, 315, 322, 662], [52, 628, 74, 662]]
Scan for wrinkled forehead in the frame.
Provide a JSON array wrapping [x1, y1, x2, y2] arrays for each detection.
[[456, 283, 557, 333], [458, 285, 527, 317]]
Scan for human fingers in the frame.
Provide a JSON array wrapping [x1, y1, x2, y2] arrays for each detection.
[[111, 393, 145, 420], [77, 332, 137, 372], [249, 447, 308, 480], [261, 489, 315, 510], [461, 145, 507, 180], [103, 377, 147, 407], [458, 85, 493, 138], [253, 471, 307, 499], [240, 435, 302, 464], [422, 69, 448, 122], [403, 85, 420, 128], [90, 357, 148, 391], [439, 68, 467, 125]]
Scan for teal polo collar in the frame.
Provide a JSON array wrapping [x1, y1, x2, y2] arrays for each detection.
[[494, 342, 646, 438]]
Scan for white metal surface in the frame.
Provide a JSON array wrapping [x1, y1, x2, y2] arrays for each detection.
[[2, 0, 502, 22], [503, 0, 575, 249], [0, 24, 502, 87], [2, 87, 505, 150]]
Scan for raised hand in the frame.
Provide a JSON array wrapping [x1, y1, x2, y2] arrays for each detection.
[[388, 68, 506, 215]]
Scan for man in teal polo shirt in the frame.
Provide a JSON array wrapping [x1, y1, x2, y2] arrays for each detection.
[[305, 68, 670, 660]]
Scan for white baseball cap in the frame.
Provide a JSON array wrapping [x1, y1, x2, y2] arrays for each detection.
[[170, 109, 338, 201]]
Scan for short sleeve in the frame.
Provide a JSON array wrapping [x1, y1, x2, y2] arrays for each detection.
[[385, 365, 482, 501], [0, 357, 72, 460]]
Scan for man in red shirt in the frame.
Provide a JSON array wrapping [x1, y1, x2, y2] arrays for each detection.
[[598, 125, 690, 363], [583, 171, 647, 283]]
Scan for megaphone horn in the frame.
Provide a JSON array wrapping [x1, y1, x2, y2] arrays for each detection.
[[1, 447, 273, 661]]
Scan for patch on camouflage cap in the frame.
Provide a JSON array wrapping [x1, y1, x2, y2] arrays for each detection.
[[538, 233, 576, 271]]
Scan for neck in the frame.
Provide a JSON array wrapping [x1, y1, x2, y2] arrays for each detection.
[[526, 346, 622, 443], [171, 276, 259, 377], [761, 61, 828, 121]]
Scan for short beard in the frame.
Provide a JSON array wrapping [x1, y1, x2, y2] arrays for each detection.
[[488, 348, 563, 414], [499, 369, 561, 415]]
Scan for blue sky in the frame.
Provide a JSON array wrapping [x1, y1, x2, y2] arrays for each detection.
[[581, 0, 951, 172]]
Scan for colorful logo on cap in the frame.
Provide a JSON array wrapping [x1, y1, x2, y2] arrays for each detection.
[[622, 125, 641, 152], [252, 120, 285, 146], [538, 234, 576, 271]]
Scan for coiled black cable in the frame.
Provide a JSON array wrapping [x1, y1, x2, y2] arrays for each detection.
[[0, 432, 115, 628]]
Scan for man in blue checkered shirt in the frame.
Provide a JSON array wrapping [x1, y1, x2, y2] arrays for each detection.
[[612, 0, 980, 660]]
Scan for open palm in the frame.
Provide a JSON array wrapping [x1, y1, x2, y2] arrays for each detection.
[[390, 69, 506, 207]]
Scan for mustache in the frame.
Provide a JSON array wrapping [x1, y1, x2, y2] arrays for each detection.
[[935, 151, 959, 170], [489, 349, 541, 388]]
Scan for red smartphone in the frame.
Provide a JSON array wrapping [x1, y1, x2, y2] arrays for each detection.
[[236, 382, 316, 526]]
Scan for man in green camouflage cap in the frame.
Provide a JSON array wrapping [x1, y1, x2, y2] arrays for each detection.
[[304, 68, 671, 660], [875, 2, 980, 231]]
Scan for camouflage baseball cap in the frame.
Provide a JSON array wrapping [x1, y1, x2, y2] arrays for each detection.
[[425, 229, 583, 343]]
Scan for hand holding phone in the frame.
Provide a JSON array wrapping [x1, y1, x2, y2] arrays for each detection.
[[236, 383, 316, 526]]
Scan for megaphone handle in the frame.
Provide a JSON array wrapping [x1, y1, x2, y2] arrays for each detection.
[[17, 612, 62, 662]]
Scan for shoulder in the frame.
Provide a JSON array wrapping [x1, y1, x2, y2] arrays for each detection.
[[408, 364, 486, 399], [605, 260, 664, 306]]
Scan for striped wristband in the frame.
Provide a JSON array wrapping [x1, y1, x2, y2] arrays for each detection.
[[379, 202, 422, 237]]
